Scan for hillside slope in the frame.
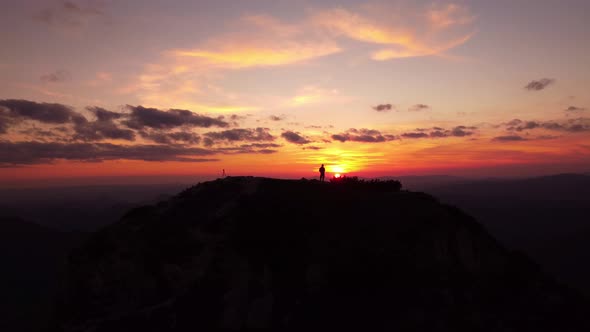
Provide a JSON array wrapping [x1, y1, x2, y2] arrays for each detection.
[[53, 177, 589, 331], [423, 174, 590, 294], [0, 217, 82, 332]]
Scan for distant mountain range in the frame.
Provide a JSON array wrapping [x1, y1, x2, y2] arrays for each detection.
[[414, 173, 590, 294]]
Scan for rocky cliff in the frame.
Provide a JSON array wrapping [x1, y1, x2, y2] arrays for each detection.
[[53, 177, 589, 331]]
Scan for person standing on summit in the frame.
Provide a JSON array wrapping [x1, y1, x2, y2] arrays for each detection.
[[319, 164, 326, 182]]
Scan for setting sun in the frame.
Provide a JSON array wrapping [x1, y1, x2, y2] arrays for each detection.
[[335, 173, 341, 178], [330, 165, 346, 174]]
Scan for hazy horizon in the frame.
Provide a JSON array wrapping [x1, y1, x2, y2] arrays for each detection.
[[2, 169, 589, 189]]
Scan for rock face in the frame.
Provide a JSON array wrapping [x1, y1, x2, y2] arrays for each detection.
[[53, 177, 588, 331]]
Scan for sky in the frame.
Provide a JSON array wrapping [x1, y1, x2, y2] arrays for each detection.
[[1, 0, 589, 185]]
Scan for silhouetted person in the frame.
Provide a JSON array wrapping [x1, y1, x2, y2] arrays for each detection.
[[319, 164, 325, 182], [222, 169, 226, 177]]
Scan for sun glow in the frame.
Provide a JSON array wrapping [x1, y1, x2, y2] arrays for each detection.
[[331, 165, 345, 173], [335, 173, 341, 178]]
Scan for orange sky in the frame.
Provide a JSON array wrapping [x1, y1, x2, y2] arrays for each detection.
[[1, 1, 589, 186]]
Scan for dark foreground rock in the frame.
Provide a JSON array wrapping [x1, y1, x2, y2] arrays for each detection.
[[52, 177, 589, 331]]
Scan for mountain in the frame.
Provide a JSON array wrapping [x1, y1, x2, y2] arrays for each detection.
[[421, 174, 590, 294], [0, 217, 84, 332], [423, 173, 590, 200], [52, 177, 589, 331], [0, 184, 189, 231], [380, 175, 465, 190]]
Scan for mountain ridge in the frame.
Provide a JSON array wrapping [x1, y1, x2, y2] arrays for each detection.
[[52, 176, 589, 331]]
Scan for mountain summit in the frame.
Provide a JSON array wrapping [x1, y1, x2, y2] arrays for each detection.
[[53, 177, 588, 331]]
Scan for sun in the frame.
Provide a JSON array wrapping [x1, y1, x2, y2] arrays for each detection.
[[331, 165, 345, 173], [335, 173, 341, 178]]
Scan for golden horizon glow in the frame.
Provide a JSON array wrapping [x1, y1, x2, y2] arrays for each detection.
[[1, 1, 589, 185]]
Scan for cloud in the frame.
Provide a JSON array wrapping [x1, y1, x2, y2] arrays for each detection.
[[171, 14, 340, 69], [0, 113, 13, 134], [401, 132, 429, 139], [312, 5, 474, 60], [505, 119, 522, 127], [123, 105, 229, 130], [331, 128, 396, 143], [565, 106, 585, 113], [0, 141, 217, 166], [409, 104, 431, 112], [138, 131, 201, 145], [270, 115, 284, 121], [204, 128, 275, 145], [33, 1, 105, 27], [372, 104, 393, 112], [151, 5, 474, 92], [0, 100, 233, 143], [0, 99, 84, 124], [133, 5, 474, 112], [331, 134, 349, 142], [303, 146, 323, 150], [174, 44, 340, 69], [87, 106, 123, 121], [281, 131, 312, 144], [403, 126, 476, 139], [524, 78, 555, 91], [73, 118, 135, 142], [215, 143, 281, 155], [288, 85, 344, 106], [370, 33, 474, 60], [505, 118, 590, 133], [18, 127, 65, 141], [40, 70, 71, 83], [492, 135, 528, 142], [450, 125, 474, 137], [429, 130, 447, 138]]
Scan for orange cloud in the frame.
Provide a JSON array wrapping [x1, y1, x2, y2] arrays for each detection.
[[173, 42, 341, 69], [172, 14, 340, 69], [312, 4, 475, 60], [287, 85, 347, 107], [312, 8, 415, 45], [371, 32, 475, 60], [131, 3, 474, 113]]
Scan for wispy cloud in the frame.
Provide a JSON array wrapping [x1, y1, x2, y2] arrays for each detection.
[[565, 106, 585, 113], [171, 14, 340, 69], [32, 1, 106, 30], [312, 4, 475, 60], [130, 3, 475, 112], [409, 104, 430, 112], [40, 70, 71, 83], [287, 85, 345, 106], [427, 3, 475, 29]]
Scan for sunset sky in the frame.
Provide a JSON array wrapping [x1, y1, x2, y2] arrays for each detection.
[[1, 0, 589, 185]]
